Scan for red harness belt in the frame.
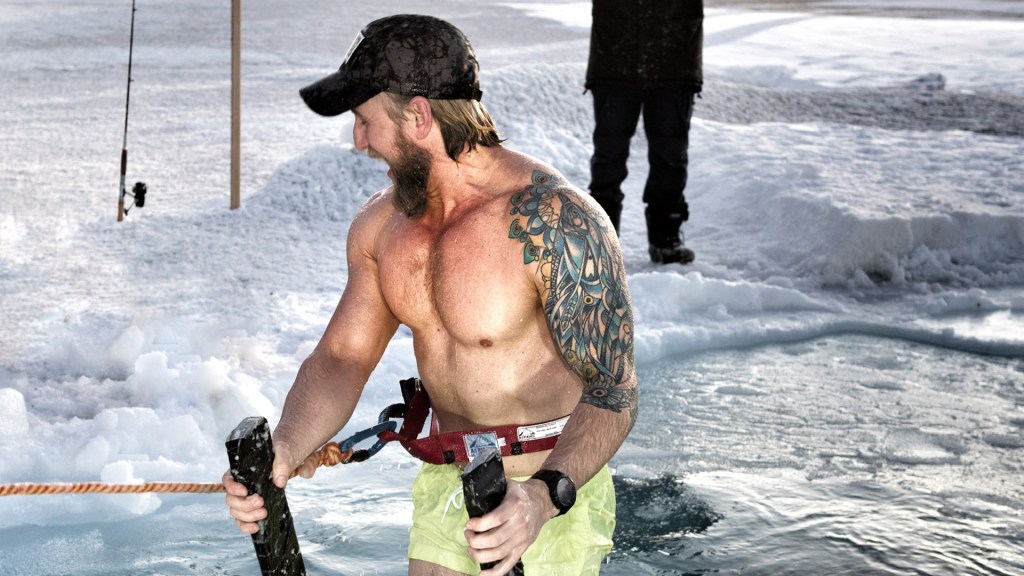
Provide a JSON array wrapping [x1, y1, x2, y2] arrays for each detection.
[[377, 378, 568, 465]]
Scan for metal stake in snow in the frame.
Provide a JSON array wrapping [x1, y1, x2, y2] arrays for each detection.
[[226, 417, 306, 576], [118, 0, 146, 221]]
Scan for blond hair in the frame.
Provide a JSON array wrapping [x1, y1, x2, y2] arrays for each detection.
[[381, 93, 504, 161]]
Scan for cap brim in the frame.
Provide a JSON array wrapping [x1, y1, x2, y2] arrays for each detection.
[[299, 71, 378, 117]]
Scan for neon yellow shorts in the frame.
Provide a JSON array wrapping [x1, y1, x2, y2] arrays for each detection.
[[408, 463, 615, 575]]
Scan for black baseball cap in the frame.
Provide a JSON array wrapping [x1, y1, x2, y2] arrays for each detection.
[[300, 14, 483, 117]]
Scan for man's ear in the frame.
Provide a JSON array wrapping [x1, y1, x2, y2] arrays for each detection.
[[407, 96, 434, 139]]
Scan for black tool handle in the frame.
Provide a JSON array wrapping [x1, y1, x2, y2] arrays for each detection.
[[462, 448, 525, 576], [226, 416, 307, 576]]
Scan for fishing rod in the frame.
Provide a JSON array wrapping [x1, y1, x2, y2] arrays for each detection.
[[118, 0, 147, 221]]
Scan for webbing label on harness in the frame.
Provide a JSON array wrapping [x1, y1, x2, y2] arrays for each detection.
[[464, 432, 502, 461], [517, 416, 569, 442]]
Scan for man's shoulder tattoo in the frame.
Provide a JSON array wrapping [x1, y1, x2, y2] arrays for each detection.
[[508, 170, 638, 420]]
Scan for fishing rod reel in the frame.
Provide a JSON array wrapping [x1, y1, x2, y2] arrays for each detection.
[[122, 181, 147, 216]]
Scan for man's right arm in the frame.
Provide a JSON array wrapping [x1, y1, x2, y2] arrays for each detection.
[[225, 194, 400, 532]]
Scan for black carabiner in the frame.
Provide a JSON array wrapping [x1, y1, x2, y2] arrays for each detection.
[[338, 420, 398, 462]]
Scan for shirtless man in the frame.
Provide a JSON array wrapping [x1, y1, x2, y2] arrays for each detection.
[[223, 15, 638, 575]]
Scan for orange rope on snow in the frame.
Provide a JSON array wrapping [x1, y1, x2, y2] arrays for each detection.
[[0, 481, 225, 496], [0, 441, 354, 497]]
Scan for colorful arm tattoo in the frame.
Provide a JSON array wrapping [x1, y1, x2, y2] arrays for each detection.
[[509, 170, 638, 423]]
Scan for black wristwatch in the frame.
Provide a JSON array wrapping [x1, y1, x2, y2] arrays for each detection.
[[531, 469, 576, 516]]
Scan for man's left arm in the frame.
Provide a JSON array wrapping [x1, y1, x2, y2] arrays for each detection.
[[513, 169, 638, 491], [465, 170, 637, 574]]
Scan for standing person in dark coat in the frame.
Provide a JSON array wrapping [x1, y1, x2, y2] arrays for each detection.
[[586, 0, 703, 264]]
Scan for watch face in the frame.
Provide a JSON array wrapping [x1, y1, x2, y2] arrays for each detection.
[[556, 476, 576, 508], [533, 469, 576, 515]]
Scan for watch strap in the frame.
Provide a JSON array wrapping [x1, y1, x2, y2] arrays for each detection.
[[531, 469, 575, 516]]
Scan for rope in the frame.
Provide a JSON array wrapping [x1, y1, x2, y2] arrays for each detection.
[[0, 441, 354, 497], [0, 481, 225, 496], [296, 441, 353, 474]]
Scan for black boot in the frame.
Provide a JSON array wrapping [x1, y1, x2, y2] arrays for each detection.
[[646, 203, 695, 265]]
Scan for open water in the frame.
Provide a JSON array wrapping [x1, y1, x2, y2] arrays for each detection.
[[2, 336, 1021, 575]]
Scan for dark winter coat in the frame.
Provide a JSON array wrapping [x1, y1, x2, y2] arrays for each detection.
[[585, 0, 703, 91]]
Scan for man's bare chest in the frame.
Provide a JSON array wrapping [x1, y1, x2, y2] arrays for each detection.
[[378, 221, 540, 345]]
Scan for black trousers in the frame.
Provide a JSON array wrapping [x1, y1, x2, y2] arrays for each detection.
[[588, 84, 696, 229]]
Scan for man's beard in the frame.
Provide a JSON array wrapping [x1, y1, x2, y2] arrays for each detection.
[[387, 132, 431, 217]]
